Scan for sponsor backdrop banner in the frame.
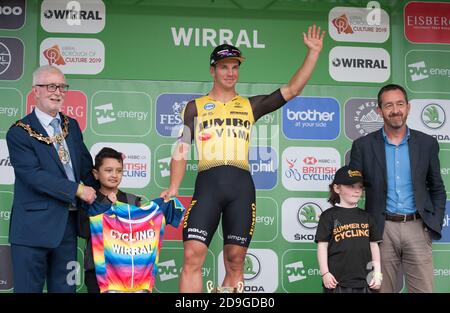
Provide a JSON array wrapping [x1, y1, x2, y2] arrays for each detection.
[[0, 0, 449, 293]]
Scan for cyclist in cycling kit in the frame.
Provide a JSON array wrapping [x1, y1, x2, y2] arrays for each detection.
[[161, 25, 325, 292]]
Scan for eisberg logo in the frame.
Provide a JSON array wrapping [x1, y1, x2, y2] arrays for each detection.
[[329, 5, 389, 43], [27, 90, 87, 132], [405, 2, 450, 44], [329, 46, 390, 83], [0, 0, 25, 30], [283, 97, 340, 140], [41, 0, 105, 33]]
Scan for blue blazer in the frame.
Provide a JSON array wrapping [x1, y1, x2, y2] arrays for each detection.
[[349, 128, 447, 240], [6, 110, 95, 248]]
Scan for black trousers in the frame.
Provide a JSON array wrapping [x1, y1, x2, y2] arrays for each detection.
[[323, 285, 372, 293], [85, 269, 100, 293]]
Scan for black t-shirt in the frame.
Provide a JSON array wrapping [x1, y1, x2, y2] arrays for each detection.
[[315, 206, 382, 288]]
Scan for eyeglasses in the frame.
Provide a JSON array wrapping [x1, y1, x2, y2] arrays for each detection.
[[35, 84, 69, 92]]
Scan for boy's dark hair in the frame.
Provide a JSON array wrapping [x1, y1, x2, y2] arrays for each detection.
[[94, 147, 123, 170], [327, 183, 340, 205], [377, 84, 408, 108]]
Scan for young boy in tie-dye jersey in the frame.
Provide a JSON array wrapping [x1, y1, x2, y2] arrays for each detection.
[[83, 147, 184, 293]]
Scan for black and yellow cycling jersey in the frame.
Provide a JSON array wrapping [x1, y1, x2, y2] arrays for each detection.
[[179, 89, 287, 247], [180, 89, 286, 172], [194, 95, 254, 171]]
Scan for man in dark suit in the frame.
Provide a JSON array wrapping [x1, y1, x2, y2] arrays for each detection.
[[349, 84, 446, 293], [6, 65, 97, 293]]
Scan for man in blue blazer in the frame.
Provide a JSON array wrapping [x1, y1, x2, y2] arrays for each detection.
[[349, 84, 446, 293], [6, 65, 97, 292]]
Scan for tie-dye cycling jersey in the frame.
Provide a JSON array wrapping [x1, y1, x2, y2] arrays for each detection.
[[89, 197, 184, 293]]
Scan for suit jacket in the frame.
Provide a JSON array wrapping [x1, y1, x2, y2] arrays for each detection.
[[6, 110, 96, 248], [349, 128, 446, 240]]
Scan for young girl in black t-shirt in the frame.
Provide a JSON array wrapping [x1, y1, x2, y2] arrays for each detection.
[[315, 166, 383, 293]]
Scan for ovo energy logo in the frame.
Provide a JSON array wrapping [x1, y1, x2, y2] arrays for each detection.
[[91, 91, 152, 137], [405, 50, 450, 93], [408, 61, 429, 82], [94, 103, 115, 124], [285, 261, 307, 283]]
